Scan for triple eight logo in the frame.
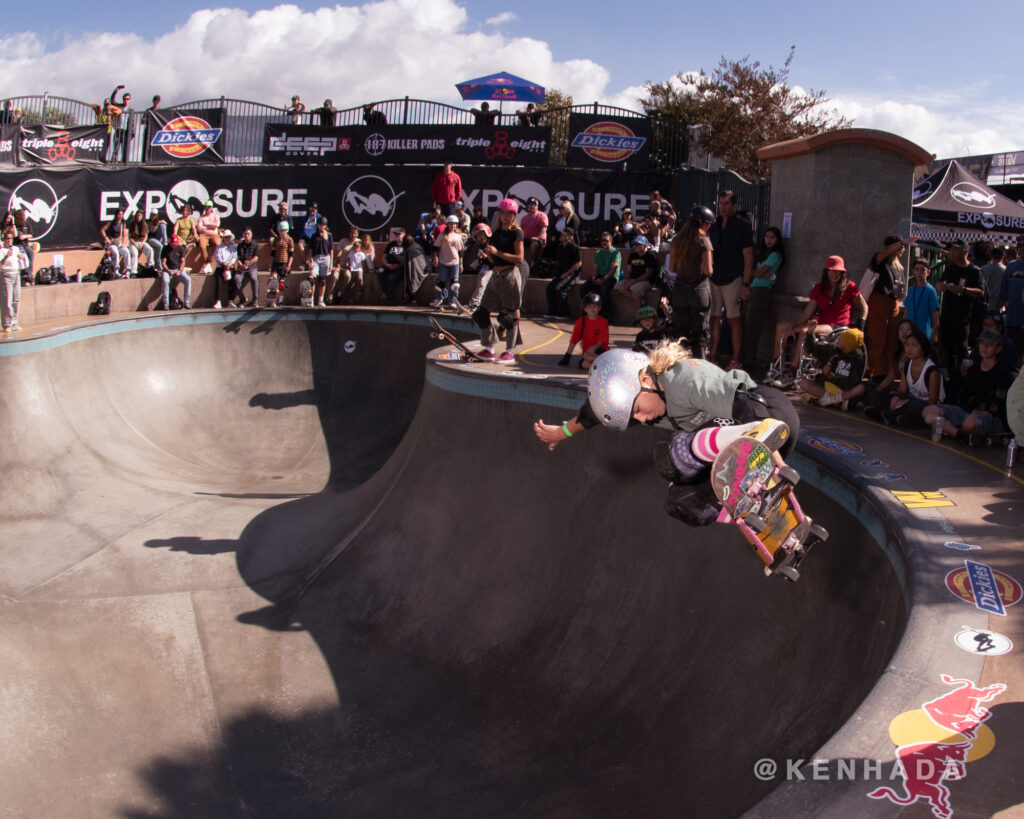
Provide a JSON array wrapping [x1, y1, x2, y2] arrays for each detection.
[[151, 115, 223, 159]]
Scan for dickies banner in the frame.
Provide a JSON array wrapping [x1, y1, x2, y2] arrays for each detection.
[[1, 125, 109, 168], [0, 164, 674, 248], [566, 114, 652, 170], [145, 108, 226, 165], [263, 124, 552, 167]]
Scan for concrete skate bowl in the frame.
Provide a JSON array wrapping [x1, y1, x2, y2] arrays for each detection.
[[0, 311, 906, 818]]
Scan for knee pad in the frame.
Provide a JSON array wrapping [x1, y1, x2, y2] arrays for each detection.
[[664, 481, 720, 527], [450, 281, 460, 294], [497, 309, 517, 330], [472, 306, 490, 329]]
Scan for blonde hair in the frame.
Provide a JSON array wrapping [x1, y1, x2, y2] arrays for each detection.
[[647, 338, 691, 374]]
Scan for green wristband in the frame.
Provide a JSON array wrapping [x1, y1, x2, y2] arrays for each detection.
[[561, 423, 573, 438]]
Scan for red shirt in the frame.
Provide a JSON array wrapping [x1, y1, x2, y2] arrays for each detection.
[[431, 171, 462, 206], [570, 315, 610, 350], [809, 281, 860, 326]]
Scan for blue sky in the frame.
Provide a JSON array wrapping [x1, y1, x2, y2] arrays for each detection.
[[2, 0, 1020, 160]]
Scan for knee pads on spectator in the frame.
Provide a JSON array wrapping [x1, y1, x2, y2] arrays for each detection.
[[472, 306, 490, 329], [497, 309, 517, 330], [450, 281, 460, 295]]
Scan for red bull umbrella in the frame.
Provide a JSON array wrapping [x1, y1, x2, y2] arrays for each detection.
[[455, 71, 545, 103]]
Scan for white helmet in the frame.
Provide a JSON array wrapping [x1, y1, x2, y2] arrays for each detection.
[[587, 349, 651, 430]]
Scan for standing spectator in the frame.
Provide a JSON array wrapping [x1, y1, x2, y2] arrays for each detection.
[[307, 219, 336, 307], [545, 227, 582, 318], [403, 232, 428, 305], [474, 198, 525, 363], [312, 99, 337, 126], [298, 203, 320, 265], [431, 216, 464, 308], [109, 89, 134, 163], [195, 200, 221, 274], [741, 226, 785, 369], [664, 206, 714, 357], [707, 190, 754, 371], [998, 236, 1024, 359], [363, 104, 387, 126], [904, 259, 940, 343], [269, 222, 294, 292], [338, 235, 366, 305], [0, 231, 26, 332], [863, 235, 913, 377], [146, 95, 160, 113], [211, 230, 237, 309], [378, 227, 406, 304], [0, 100, 22, 124], [520, 196, 548, 264], [11, 207, 35, 277], [516, 103, 540, 126], [978, 243, 1006, 312], [614, 235, 659, 314], [464, 223, 493, 311], [160, 235, 190, 309], [128, 210, 150, 269], [431, 162, 463, 215], [285, 95, 306, 124], [938, 239, 984, 375], [579, 232, 621, 319], [234, 227, 260, 307]]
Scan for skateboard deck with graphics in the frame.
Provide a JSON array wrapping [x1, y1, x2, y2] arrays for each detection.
[[709, 436, 828, 581], [428, 315, 487, 362]]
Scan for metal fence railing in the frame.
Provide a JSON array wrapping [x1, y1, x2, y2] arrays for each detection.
[[1, 94, 696, 171]]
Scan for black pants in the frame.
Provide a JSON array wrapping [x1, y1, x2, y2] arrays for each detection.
[[670, 277, 710, 358]]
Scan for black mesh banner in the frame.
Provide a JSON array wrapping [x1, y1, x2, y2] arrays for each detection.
[[0, 125, 16, 168], [16, 125, 109, 167]]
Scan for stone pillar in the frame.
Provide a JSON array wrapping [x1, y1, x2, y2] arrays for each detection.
[[752, 129, 932, 365]]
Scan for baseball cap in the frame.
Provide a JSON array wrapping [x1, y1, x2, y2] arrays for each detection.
[[169, 235, 180, 245], [837, 328, 863, 353], [636, 306, 657, 322], [978, 329, 1003, 345], [946, 238, 969, 250], [633, 235, 650, 247], [526, 196, 539, 207], [824, 255, 846, 272]]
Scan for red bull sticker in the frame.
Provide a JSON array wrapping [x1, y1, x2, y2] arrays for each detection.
[[806, 435, 863, 456], [570, 121, 646, 163], [869, 674, 1006, 818], [945, 562, 1022, 615], [150, 115, 223, 159]]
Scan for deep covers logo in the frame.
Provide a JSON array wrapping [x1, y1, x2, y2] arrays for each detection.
[[151, 116, 223, 159], [8, 178, 67, 240]]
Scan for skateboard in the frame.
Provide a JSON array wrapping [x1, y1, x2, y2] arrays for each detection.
[[428, 315, 489, 362], [299, 279, 313, 307], [709, 436, 828, 581], [434, 299, 469, 316], [265, 277, 279, 308]]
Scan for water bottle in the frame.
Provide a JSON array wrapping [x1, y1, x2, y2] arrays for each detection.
[[75, 268, 82, 283], [1007, 438, 1018, 470], [931, 409, 944, 443]]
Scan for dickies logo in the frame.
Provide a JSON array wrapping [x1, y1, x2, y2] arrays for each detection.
[[150, 116, 223, 159], [571, 121, 646, 163]]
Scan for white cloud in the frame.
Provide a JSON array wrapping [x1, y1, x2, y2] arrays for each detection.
[[485, 12, 516, 25]]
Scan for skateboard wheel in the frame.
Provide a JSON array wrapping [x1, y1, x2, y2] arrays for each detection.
[[809, 523, 829, 543], [777, 565, 800, 582], [778, 466, 800, 486], [745, 512, 768, 534]]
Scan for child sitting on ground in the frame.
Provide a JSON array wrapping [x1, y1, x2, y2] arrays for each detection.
[[558, 292, 609, 370], [797, 328, 866, 410], [633, 305, 670, 353]]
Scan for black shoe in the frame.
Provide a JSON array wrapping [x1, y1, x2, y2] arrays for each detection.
[[653, 441, 682, 482], [967, 432, 985, 448]]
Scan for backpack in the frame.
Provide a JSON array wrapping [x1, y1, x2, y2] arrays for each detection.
[[88, 291, 111, 315], [35, 266, 55, 285]]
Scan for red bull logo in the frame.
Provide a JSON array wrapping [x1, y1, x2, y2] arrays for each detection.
[[150, 116, 223, 159], [571, 121, 646, 163], [869, 674, 1006, 818]]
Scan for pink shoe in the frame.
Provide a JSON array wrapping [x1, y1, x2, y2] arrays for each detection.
[[477, 349, 496, 360], [497, 351, 516, 364], [724, 360, 742, 372]]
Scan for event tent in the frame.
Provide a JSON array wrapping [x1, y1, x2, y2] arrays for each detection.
[[912, 159, 1024, 243]]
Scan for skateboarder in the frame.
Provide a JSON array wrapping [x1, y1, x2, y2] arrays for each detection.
[[533, 342, 799, 526]]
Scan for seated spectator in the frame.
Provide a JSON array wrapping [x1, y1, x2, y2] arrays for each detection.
[[233, 227, 260, 307], [558, 292, 608, 370], [378, 227, 406, 304], [612, 208, 637, 247], [866, 329, 944, 425], [796, 328, 866, 410], [174, 204, 198, 246], [922, 329, 1014, 445], [196, 200, 221, 274], [903, 259, 940, 344], [297, 202, 320, 264], [772, 255, 867, 383], [100, 208, 132, 278], [863, 317, 915, 412], [633, 305, 670, 353], [614, 235, 659, 313], [471, 102, 498, 126], [453, 201, 471, 233], [520, 197, 548, 264], [545, 227, 582, 318], [160, 235, 190, 309], [146, 211, 168, 269], [128, 211, 150, 269], [363, 104, 387, 126], [547, 199, 581, 253], [211, 230, 237, 309], [307, 218, 337, 307], [579, 232, 621, 319], [979, 312, 1018, 372], [517, 103, 541, 126], [313, 99, 337, 126], [640, 201, 667, 253]]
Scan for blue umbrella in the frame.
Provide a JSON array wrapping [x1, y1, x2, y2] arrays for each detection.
[[455, 71, 545, 103]]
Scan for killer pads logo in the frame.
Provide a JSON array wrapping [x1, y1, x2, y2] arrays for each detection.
[[151, 116, 223, 159]]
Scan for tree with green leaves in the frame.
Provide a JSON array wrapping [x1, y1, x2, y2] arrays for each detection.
[[538, 88, 573, 166], [640, 48, 851, 180]]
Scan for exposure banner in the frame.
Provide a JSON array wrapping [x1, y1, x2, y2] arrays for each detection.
[[14, 125, 109, 167], [145, 108, 226, 165], [0, 164, 673, 248], [263, 124, 551, 166], [567, 114, 651, 170]]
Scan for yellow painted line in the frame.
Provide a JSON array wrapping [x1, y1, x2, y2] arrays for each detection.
[[805, 405, 1024, 488], [891, 490, 956, 509], [518, 322, 566, 364]]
